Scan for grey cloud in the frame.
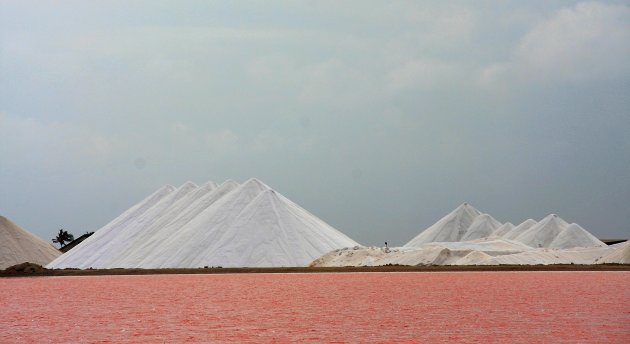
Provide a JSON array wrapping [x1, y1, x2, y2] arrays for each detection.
[[1, 1, 629, 245]]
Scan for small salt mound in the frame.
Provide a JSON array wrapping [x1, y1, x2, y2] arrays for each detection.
[[503, 219, 537, 240], [47, 184, 176, 269], [379, 246, 447, 266], [549, 223, 606, 249], [0, 216, 61, 269], [460, 214, 502, 241], [492, 222, 515, 237], [597, 241, 630, 264], [453, 251, 494, 265], [479, 246, 612, 265], [404, 203, 481, 247], [310, 246, 391, 267], [431, 248, 475, 265], [423, 238, 532, 255], [514, 214, 568, 248]]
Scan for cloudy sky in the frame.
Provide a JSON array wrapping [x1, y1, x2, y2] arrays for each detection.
[[1, 1, 629, 246]]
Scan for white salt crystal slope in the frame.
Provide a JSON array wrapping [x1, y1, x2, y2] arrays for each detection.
[[155, 178, 273, 268], [597, 241, 630, 264], [460, 214, 502, 241], [404, 203, 481, 247], [422, 239, 532, 255], [453, 251, 494, 265], [194, 188, 359, 267], [47, 184, 176, 269], [492, 222, 515, 237], [106, 181, 218, 268], [478, 246, 612, 265], [79, 182, 198, 268], [514, 214, 569, 248], [503, 219, 537, 240], [549, 223, 607, 249], [1, 216, 61, 269], [131, 180, 241, 268]]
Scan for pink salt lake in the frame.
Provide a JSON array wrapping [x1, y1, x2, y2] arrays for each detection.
[[1, 272, 628, 343]]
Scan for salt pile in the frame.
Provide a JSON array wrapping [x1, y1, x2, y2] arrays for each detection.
[[312, 203, 619, 267], [404, 203, 480, 246], [47, 178, 358, 269], [596, 241, 630, 264], [405, 203, 606, 250], [0, 216, 61, 269]]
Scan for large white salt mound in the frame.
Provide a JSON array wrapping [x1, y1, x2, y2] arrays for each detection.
[[404, 203, 481, 247], [549, 223, 606, 249], [50, 178, 358, 269], [597, 241, 630, 264], [143, 178, 273, 268], [0, 216, 61, 269], [514, 214, 568, 248], [460, 214, 502, 241], [503, 219, 537, 240], [47, 184, 176, 269]]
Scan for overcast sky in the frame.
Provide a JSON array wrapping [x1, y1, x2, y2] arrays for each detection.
[[1, 1, 629, 246]]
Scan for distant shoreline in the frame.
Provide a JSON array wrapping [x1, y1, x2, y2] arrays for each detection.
[[2, 264, 629, 278]]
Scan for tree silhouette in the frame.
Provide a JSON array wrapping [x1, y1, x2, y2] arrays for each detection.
[[52, 229, 74, 248]]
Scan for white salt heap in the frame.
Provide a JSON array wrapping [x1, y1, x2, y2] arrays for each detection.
[[596, 241, 630, 264], [47, 178, 358, 269], [311, 203, 625, 267], [1, 216, 61, 269], [404, 203, 480, 246]]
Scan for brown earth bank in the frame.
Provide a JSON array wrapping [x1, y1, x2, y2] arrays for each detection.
[[1, 262, 629, 278]]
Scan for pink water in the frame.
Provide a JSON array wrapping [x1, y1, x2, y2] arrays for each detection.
[[1, 272, 628, 343]]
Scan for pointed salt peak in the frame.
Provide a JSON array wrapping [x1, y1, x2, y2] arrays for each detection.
[[241, 178, 272, 191], [165, 184, 178, 194], [220, 179, 239, 187], [200, 180, 218, 189], [503, 222, 515, 227], [160, 184, 177, 192], [540, 213, 568, 225], [217, 179, 239, 190], [247, 188, 282, 205], [178, 181, 198, 189], [517, 219, 537, 228], [453, 202, 481, 216]]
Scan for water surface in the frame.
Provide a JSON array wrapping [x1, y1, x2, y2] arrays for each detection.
[[1, 272, 628, 342]]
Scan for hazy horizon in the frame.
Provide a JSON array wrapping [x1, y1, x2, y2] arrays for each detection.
[[1, 1, 629, 246]]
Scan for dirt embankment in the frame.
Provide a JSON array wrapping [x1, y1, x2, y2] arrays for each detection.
[[1, 263, 629, 278]]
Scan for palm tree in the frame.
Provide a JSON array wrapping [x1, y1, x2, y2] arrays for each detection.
[[52, 229, 74, 248]]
